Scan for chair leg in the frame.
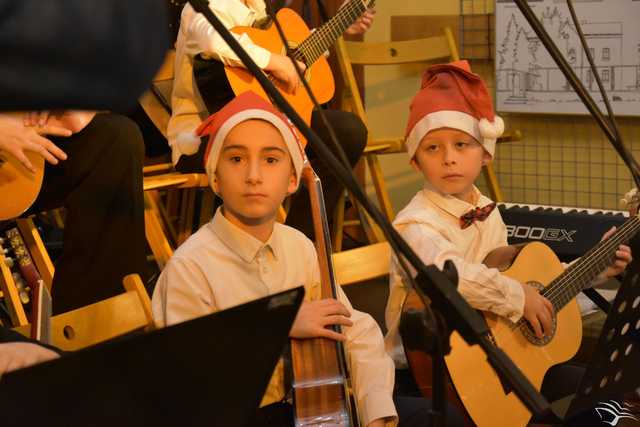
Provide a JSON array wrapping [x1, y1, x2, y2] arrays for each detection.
[[177, 188, 196, 245], [332, 191, 346, 252], [144, 193, 174, 270], [366, 153, 395, 221], [482, 163, 504, 203]]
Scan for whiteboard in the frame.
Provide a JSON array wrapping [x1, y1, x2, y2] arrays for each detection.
[[495, 0, 640, 116]]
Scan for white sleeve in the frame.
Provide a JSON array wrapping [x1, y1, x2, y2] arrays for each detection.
[[400, 223, 526, 322], [188, 7, 272, 69]]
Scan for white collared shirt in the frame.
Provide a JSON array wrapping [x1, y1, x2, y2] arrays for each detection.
[[168, 0, 272, 164], [384, 184, 526, 367], [152, 208, 398, 426]]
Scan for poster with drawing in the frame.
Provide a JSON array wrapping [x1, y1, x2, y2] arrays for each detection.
[[495, 0, 640, 115]]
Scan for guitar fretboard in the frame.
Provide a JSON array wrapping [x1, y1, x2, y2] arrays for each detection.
[[293, 0, 373, 65], [541, 215, 640, 310]]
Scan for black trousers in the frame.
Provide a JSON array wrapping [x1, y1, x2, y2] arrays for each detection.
[[179, 57, 367, 239], [27, 113, 147, 314]]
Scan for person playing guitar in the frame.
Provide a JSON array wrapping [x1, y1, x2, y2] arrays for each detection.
[[0, 110, 149, 315], [167, 0, 374, 239], [383, 61, 632, 425]]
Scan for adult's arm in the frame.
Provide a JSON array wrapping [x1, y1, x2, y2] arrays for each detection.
[[0, 0, 170, 111]]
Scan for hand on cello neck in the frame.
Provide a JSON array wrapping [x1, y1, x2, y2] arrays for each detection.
[[289, 298, 353, 341]]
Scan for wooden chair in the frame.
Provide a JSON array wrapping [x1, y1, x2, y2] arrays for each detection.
[[333, 241, 391, 287], [14, 274, 153, 351], [0, 218, 55, 327], [332, 242, 392, 331], [139, 50, 214, 269], [334, 27, 515, 246]]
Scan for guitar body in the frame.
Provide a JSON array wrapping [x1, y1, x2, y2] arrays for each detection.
[[445, 242, 583, 427], [226, 8, 336, 146], [0, 111, 94, 220], [0, 151, 44, 221]]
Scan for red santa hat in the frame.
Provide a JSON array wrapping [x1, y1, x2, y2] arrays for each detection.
[[196, 91, 306, 188], [405, 60, 504, 159]]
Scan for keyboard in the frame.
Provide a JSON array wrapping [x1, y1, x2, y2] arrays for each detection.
[[497, 203, 629, 262]]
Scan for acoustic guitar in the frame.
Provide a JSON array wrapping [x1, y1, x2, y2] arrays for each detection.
[[403, 212, 639, 427], [0, 111, 95, 221], [224, 0, 375, 144]]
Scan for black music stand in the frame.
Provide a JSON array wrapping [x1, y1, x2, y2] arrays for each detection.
[[558, 260, 640, 424], [0, 287, 304, 427]]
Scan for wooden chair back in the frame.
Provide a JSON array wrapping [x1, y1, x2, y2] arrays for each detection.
[[332, 242, 391, 286], [14, 274, 153, 351]]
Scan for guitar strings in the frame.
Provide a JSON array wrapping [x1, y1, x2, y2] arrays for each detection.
[[296, 0, 367, 63], [544, 217, 639, 306], [543, 217, 640, 307], [298, 0, 363, 61], [506, 216, 639, 332], [541, 216, 640, 308]]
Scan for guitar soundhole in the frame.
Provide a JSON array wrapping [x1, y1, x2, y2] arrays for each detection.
[[519, 281, 557, 346]]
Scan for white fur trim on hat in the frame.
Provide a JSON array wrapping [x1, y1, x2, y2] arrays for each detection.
[[478, 116, 504, 140], [204, 109, 304, 190], [406, 111, 503, 159], [176, 131, 202, 155], [406, 110, 481, 158]]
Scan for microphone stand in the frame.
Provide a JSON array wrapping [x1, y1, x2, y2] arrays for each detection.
[[186, 1, 552, 424]]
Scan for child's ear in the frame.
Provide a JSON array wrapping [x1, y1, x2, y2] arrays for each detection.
[[410, 158, 421, 172], [481, 152, 492, 166], [211, 174, 220, 194], [286, 170, 297, 195]]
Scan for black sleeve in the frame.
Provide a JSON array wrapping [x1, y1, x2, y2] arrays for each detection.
[[0, 0, 170, 112], [0, 326, 64, 355]]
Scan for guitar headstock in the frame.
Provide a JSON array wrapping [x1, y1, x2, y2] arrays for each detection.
[[620, 187, 640, 216]]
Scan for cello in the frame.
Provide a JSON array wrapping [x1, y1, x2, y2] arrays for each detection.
[[290, 165, 359, 426]]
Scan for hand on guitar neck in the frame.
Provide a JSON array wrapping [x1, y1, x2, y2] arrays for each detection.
[[0, 111, 95, 173]]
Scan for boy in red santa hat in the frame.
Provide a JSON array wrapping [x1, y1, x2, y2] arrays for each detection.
[[384, 61, 631, 414], [152, 91, 412, 427]]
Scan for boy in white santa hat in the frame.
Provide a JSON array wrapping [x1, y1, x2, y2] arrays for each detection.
[[384, 61, 631, 410]]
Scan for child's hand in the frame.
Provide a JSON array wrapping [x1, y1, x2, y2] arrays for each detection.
[[290, 299, 353, 341], [600, 227, 633, 278], [265, 53, 306, 94], [521, 283, 554, 339], [0, 342, 59, 376]]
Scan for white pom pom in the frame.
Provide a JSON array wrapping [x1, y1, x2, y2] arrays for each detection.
[[176, 131, 202, 155], [478, 116, 505, 139]]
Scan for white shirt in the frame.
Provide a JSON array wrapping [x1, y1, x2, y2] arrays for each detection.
[[152, 208, 398, 426], [168, 0, 272, 164], [384, 184, 526, 367]]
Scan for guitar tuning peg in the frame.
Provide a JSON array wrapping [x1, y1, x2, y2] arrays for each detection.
[[4, 257, 14, 268]]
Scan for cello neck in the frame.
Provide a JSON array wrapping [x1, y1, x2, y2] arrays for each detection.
[[302, 166, 338, 299]]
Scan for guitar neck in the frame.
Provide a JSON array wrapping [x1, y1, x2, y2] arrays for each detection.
[[293, 0, 372, 65], [542, 215, 640, 310], [5, 227, 52, 343]]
